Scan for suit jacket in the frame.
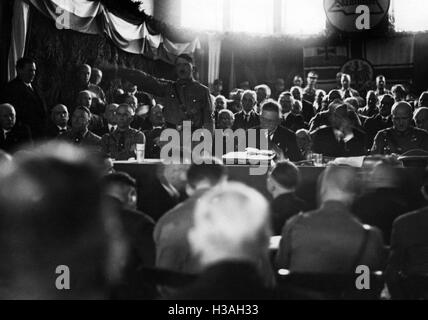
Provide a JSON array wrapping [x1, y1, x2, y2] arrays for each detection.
[[0, 78, 47, 139], [271, 193, 308, 235], [282, 113, 307, 132], [276, 201, 386, 273], [252, 125, 302, 162], [233, 110, 260, 131], [45, 121, 70, 138], [311, 126, 368, 158], [170, 261, 275, 300], [386, 206, 428, 299], [0, 124, 32, 153], [353, 188, 410, 244]]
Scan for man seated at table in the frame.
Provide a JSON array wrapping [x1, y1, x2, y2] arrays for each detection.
[[154, 158, 227, 275], [364, 94, 394, 149], [145, 104, 167, 159], [371, 101, 428, 155], [45, 104, 70, 138], [250, 101, 302, 162], [233, 90, 260, 131], [91, 103, 118, 137], [278, 92, 306, 132], [101, 104, 145, 160], [61, 106, 101, 151], [309, 90, 342, 132], [267, 161, 307, 235], [275, 166, 385, 275], [311, 103, 368, 158]]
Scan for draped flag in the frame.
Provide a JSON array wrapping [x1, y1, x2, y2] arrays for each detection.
[[8, 0, 201, 81]]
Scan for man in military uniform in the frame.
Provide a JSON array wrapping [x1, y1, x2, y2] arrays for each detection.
[[371, 102, 428, 155], [101, 104, 145, 160], [114, 54, 213, 132], [62, 106, 101, 150]]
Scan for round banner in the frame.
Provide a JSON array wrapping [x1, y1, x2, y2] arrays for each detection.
[[324, 0, 390, 32]]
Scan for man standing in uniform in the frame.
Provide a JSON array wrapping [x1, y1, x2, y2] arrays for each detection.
[[114, 54, 213, 132], [371, 102, 428, 155]]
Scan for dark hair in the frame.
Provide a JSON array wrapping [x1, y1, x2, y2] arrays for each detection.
[[187, 158, 226, 189], [16, 57, 35, 70], [175, 54, 194, 65], [103, 171, 136, 188], [213, 79, 223, 85], [269, 160, 300, 189], [261, 100, 281, 114]]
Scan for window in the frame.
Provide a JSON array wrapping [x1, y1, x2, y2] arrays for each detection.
[[180, 0, 223, 31], [229, 0, 274, 34], [391, 0, 428, 32], [282, 0, 326, 35]]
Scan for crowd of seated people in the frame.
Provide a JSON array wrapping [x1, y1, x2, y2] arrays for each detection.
[[2, 144, 428, 300], [3, 56, 428, 300]]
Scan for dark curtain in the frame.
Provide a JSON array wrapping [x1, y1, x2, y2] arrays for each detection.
[[0, 0, 14, 88]]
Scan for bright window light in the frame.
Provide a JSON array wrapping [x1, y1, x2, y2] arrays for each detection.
[[282, 0, 326, 35], [391, 0, 428, 32], [230, 0, 274, 34], [180, 0, 223, 31]]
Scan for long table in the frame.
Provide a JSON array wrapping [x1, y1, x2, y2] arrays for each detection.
[[113, 162, 428, 220]]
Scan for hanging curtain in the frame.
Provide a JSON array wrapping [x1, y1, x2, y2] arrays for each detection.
[[26, 0, 200, 62], [7, 0, 30, 81], [207, 34, 222, 87]]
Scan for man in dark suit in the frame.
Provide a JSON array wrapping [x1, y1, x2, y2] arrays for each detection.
[[45, 104, 70, 138], [251, 101, 302, 162], [276, 166, 386, 274], [311, 103, 368, 158], [0, 57, 47, 140], [363, 94, 394, 148], [267, 161, 307, 235], [386, 175, 428, 299], [103, 172, 156, 299], [91, 103, 118, 137], [170, 182, 274, 300], [0, 103, 32, 153], [232, 90, 260, 131], [278, 92, 306, 132]]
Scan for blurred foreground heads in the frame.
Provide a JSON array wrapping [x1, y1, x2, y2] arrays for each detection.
[[0, 141, 123, 299], [172, 182, 274, 300]]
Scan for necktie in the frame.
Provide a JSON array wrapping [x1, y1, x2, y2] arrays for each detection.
[[246, 114, 250, 123], [110, 126, 115, 133], [118, 132, 125, 151]]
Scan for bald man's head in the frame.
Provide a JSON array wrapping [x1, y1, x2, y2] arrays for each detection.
[[414, 107, 428, 131], [51, 104, 69, 127], [392, 102, 413, 132], [0, 104, 16, 130]]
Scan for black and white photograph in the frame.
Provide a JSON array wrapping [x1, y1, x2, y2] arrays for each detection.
[[1, 0, 428, 307]]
